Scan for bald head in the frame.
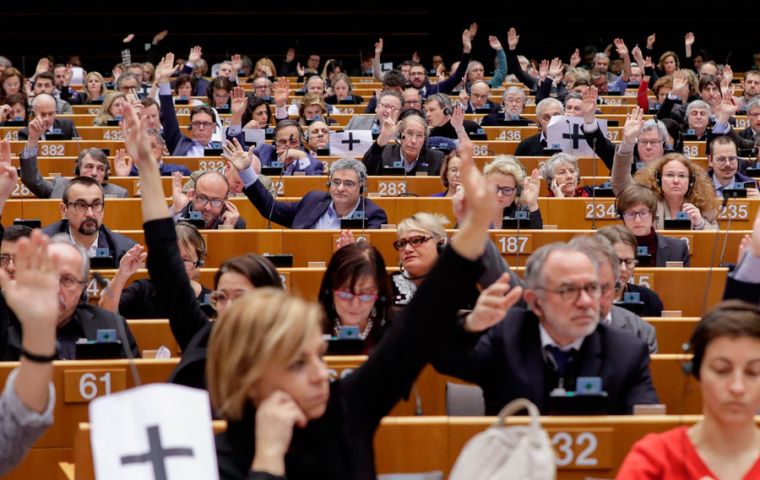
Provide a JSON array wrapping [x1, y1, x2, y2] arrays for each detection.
[[32, 93, 56, 112]]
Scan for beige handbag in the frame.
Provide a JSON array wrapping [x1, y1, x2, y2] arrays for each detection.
[[448, 398, 556, 480]]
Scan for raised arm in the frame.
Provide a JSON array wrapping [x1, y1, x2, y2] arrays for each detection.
[[98, 244, 147, 313], [611, 106, 643, 195], [373, 38, 385, 82], [488, 35, 508, 88], [19, 118, 54, 198]]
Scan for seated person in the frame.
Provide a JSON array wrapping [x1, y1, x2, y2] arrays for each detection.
[[155, 53, 246, 156], [317, 242, 393, 353], [572, 236, 658, 353], [99, 222, 211, 319], [0, 93, 29, 125], [615, 183, 691, 267], [0, 232, 139, 360], [93, 91, 126, 126], [424, 93, 480, 141], [597, 225, 665, 317], [173, 74, 199, 104], [432, 241, 659, 415], [323, 73, 364, 105], [253, 119, 323, 175], [296, 93, 336, 126], [739, 97, 759, 143], [171, 170, 245, 229], [241, 96, 272, 130], [540, 152, 592, 197], [707, 136, 759, 197], [514, 97, 563, 155], [481, 85, 533, 125], [114, 129, 192, 177], [618, 301, 760, 478], [604, 110, 670, 174], [41, 177, 136, 268], [305, 120, 330, 156], [237, 154, 387, 229], [30, 72, 72, 114], [18, 93, 78, 140], [20, 119, 128, 197], [207, 76, 232, 111], [458, 80, 497, 113], [362, 112, 443, 175], [432, 151, 461, 197], [344, 89, 401, 132], [483, 155, 542, 229], [0, 232, 60, 473], [682, 100, 713, 140]]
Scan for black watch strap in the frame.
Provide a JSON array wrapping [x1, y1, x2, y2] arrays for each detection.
[[21, 347, 58, 363]]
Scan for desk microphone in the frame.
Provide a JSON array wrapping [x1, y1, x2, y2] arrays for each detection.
[[267, 146, 289, 229]]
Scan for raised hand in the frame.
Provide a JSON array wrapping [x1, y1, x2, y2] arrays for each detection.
[[122, 33, 135, 44], [622, 106, 645, 144], [273, 77, 290, 107], [631, 45, 645, 66], [569, 48, 581, 67], [171, 171, 189, 214], [377, 117, 398, 146], [222, 138, 253, 171], [113, 148, 133, 176], [155, 53, 178, 83], [451, 105, 464, 132], [671, 70, 689, 100], [520, 168, 541, 211], [64, 64, 73, 86], [121, 102, 154, 168], [548, 57, 563, 79], [751, 206, 760, 257], [581, 85, 599, 121], [411, 51, 420, 63], [188, 45, 203, 64], [714, 93, 738, 123], [230, 54, 242, 74], [464, 274, 523, 332], [468, 22, 478, 40], [374, 38, 383, 57], [230, 86, 247, 122], [461, 26, 473, 54], [117, 244, 147, 278], [721, 64, 734, 88], [27, 117, 47, 142], [507, 27, 520, 51], [646, 33, 656, 49], [0, 140, 18, 200], [684, 32, 695, 47], [538, 59, 549, 81], [614, 38, 629, 57], [0, 105, 10, 123], [488, 35, 503, 51], [152, 30, 169, 45], [296, 62, 305, 77], [221, 200, 240, 227], [336, 230, 356, 249]]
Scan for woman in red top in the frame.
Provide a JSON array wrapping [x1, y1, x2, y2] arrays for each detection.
[[617, 301, 760, 479]]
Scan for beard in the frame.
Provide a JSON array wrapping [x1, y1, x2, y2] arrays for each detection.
[[78, 217, 99, 236]]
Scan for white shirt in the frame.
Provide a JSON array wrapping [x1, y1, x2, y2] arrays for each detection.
[[68, 226, 100, 257]]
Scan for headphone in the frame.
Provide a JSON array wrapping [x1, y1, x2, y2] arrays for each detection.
[[655, 169, 696, 196], [428, 93, 453, 116]]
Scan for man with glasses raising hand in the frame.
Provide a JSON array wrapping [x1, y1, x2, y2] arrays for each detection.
[[433, 241, 658, 415], [42, 177, 136, 268]]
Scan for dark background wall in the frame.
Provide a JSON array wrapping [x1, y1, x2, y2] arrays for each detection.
[[1, 6, 757, 76]]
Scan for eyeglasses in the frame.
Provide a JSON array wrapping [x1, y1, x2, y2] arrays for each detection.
[[495, 185, 517, 196], [379, 102, 400, 111], [60, 274, 86, 289], [638, 139, 662, 146], [181, 257, 200, 268], [748, 112, 760, 118], [0, 254, 15, 267], [714, 156, 738, 164], [209, 289, 248, 308], [393, 235, 433, 251], [621, 209, 652, 221], [66, 200, 104, 213], [401, 131, 425, 140], [534, 282, 602, 303], [619, 258, 639, 269], [334, 290, 379, 303], [191, 121, 214, 129], [329, 178, 358, 189], [275, 137, 301, 148], [403, 100, 421, 106], [195, 194, 225, 208]]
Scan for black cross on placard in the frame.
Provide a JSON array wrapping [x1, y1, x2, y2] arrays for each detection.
[[121, 425, 194, 480], [341, 132, 361, 151], [562, 123, 584, 149]]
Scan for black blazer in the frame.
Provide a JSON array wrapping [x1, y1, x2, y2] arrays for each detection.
[[723, 276, 760, 305], [514, 133, 547, 156], [624, 283, 664, 317], [655, 234, 690, 267], [42, 220, 137, 268], [362, 143, 443, 176], [433, 307, 659, 415], [18, 118, 79, 140]]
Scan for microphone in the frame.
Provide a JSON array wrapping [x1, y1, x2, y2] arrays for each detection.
[[266, 147, 288, 229], [700, 194, 731, 316], [589, 128, 599, 230]]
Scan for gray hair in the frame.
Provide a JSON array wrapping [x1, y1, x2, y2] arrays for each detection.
[[116, 73, 140, 89], [539, 152, 579, 184], [686, 100, 711, 118], [0, 56, 11, 68], [377, 89, 402, 103], [535, 97, 563, 118], [563, 92, 583, 108], [570, 235, 620, 282], [641, 119, 668, 142], [525, 242, 599, 290], [49, 233, 90, 283], [147, 128, 166, 146], [31, 93, 56, 111], [502, 86, 526, 102], [329, 158, 367, 185], [746, 97, 760, 114], [594, 52, 609, 62]]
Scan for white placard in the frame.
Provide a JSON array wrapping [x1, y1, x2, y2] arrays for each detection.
[[329, 130, 373, 156], [546, 115, 608, 156]]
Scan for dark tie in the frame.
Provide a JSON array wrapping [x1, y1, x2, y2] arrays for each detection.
[[546, 345, 576, 376]]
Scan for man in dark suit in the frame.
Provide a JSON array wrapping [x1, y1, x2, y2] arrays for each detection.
[[237, 153, 387, 229], [155, 52, 245, 156], [514, 97, 564, 156], [434, 242, 659, 415], [17, 94, 78, 141], [362, 113, 443, 176], [42, 177, 136, 269], [481, 86, 534, 126], [724, 206, 760, 304]]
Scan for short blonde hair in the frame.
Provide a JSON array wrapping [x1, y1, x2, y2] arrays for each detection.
[[397, 212, 449, 242], [484, 155, 525, 184], [207, 288, 324, 420]]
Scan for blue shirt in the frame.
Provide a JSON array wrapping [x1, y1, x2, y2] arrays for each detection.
[[313, 198, 362, 230]]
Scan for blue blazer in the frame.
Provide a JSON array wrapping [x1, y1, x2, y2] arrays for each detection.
[[159, 94, 245, 156], [243, 180, 387, 229], [254, 144, 324, 175]]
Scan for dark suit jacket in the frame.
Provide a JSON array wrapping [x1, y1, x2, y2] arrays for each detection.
[[254, 144, 324, 175], [514, 133, 548, 156], [159, 93, 245, 156], [18, 118, 79, 141], [723, 277, 760, 304], [655, 234, 690, 267], [180, 65, 210, 97], [362, 143, 443, 176], [42, 220, 137, 268], [433, 307, 659, 415], [1, 302, 139, 360], [243, 179, 387, 229]]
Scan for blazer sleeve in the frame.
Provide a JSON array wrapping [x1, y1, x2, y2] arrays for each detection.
[[534, 77, 553, 105], [341, 246, 485, 428], [622, 341, 660, 411], [488, 49, 508, 88], [582, 124, 615, 171], [362, 142, 385, 175], [144, 218, 209, 351], [19, 152, 54, 198], [159, 93, 183, 155], [506, 50, 537, 90], [365, 200, 388, 228], [611, 142, 635, 195], [242, 179, 300, 228], [433, 52, 471, 94]]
